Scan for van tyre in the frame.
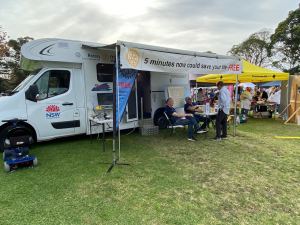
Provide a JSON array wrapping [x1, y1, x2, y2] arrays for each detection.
[[0, 127, 9, 153], [4, 162, 10, 172]]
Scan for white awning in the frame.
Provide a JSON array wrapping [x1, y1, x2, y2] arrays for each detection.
[[82, 40, 242, 75]]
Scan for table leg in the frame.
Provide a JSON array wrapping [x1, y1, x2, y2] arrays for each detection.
[[205, 116, 208, 138], [102, 123, 105, 152], [90, 120, 92, 143]]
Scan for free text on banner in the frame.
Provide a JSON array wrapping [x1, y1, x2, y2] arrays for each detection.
[[120, 46, 242, 74], [116, 64, 138, 128]]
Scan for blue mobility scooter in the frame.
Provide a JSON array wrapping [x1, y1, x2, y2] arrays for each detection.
[[2, 119, 37, 172]]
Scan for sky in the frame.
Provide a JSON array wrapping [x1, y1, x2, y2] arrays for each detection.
[[0, 0, 299, 55]]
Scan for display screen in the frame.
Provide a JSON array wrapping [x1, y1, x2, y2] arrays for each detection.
[[97, 93, 113, 106]]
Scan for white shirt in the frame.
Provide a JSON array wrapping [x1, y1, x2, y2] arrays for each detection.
[[241, 91, 252, 110], [268, 90, 281, 104], [218, 86, 231, 115]]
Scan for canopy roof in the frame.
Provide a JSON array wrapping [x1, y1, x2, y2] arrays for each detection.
[[260, 81, 281, 87], [196, 60, 289, 83]]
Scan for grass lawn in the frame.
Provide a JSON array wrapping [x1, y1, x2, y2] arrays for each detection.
[[0, 119, 299, 225]]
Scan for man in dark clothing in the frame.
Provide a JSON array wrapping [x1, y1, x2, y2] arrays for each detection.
[[260, 88, 268, 100], [184, 97, 209, 132], [215, 81, 231, 141], [165, 97, 202, 141]]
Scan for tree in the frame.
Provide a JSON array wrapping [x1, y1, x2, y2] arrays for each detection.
[[0, 78, 10, 92], [271, 8, 300, 74], [7, 37, 34, 86], [0, 26, 9, 57], [0, 26, 10, 92], [0, 26, 34, 92], [228, 30, 272, 67]]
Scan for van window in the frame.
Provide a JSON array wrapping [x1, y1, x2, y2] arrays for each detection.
[[97, 63, 113, 82], [34, 70, 70, 100]]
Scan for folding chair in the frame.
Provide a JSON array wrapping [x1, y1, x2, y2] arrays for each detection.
[[163, 112, 185, 135]]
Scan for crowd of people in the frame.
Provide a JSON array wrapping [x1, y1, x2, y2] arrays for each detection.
[[165, 81, 229, 141], [241, 86, 281, 118], [164, 82, 282, 141]]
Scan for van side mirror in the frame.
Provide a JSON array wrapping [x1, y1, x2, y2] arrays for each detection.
[[25, 85, 39, 102]]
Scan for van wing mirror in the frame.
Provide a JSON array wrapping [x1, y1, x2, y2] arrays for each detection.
[[25, 84, 39, 102]]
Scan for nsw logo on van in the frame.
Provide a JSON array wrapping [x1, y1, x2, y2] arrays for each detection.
[[46, 105, 61, 119]]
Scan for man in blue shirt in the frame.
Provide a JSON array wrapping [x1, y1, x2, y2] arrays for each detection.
[[165, 97, 202, 141], [184, 97, 209, 132], [215, 81, 231, 140]]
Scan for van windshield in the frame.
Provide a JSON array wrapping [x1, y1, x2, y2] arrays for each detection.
[[10, 68, 42, 94]]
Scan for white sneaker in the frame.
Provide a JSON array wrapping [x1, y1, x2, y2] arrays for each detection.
[[187, 138, 196, 141], [197, 129, 208, 134], [213, 137, 222, 141]]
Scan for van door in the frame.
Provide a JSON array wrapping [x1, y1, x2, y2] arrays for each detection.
[[26, 69, 78, 139], [73, 68, 86, 134]]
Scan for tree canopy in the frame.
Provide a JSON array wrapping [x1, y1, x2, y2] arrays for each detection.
[[229, 6, 300, 74], [228, 30, 272, 67], [0, 28, 33, 92], [271, 8, 300, 74]]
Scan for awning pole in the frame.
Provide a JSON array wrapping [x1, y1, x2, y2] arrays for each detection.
[[107, 46, 118, 173], [195, 82, 198, 102], [233, 74, 239, 136], [117, 47, 121, 160], [107, 46, 130, 172]]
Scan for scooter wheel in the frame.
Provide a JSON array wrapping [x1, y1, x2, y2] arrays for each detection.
[[33, 158, 38, 166], [4, 162, 10, 172]]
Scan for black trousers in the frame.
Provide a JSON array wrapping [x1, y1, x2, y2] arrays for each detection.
[[216, 110, 228, 138]]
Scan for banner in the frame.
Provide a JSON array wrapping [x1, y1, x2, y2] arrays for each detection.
[[116, 64, 138, 128], [120, 46, 242, 75]]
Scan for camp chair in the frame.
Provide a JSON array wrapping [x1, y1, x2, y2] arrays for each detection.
[[163, 112, 185, 135]]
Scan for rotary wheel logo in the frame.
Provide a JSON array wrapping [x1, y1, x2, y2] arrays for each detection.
[[126, 48, 140, 68]]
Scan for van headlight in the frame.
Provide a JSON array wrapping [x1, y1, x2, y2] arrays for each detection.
[[4, 139, 10, 147]]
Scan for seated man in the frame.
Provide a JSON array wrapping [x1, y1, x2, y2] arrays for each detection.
[[165, 97, 202, 141], [184, 97, 209, 132]]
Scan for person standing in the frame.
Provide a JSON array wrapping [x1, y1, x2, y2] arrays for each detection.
[[215, 81, 231, 140], [260, 87, 269, 100], [240, 87, 252, 117]]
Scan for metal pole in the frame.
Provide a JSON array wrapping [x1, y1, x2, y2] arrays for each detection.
[[233, 74, 239, 136], [286, 77, 291, 118], [141, 97, 144, 123], [111, 47, 118, 167], [115, 46, 121, 160], [195, 82, 198, 102]]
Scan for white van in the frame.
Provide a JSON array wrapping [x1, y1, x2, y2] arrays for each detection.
[[0, 38, 190, 150]]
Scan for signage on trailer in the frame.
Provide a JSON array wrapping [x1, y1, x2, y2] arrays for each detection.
[[120, 46, 242, 75]]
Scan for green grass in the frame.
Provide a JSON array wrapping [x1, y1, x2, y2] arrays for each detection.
[[0, 119, 299, 225]]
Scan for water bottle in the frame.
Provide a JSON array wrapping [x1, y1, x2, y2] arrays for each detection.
[[205, 102, 210, 115]]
